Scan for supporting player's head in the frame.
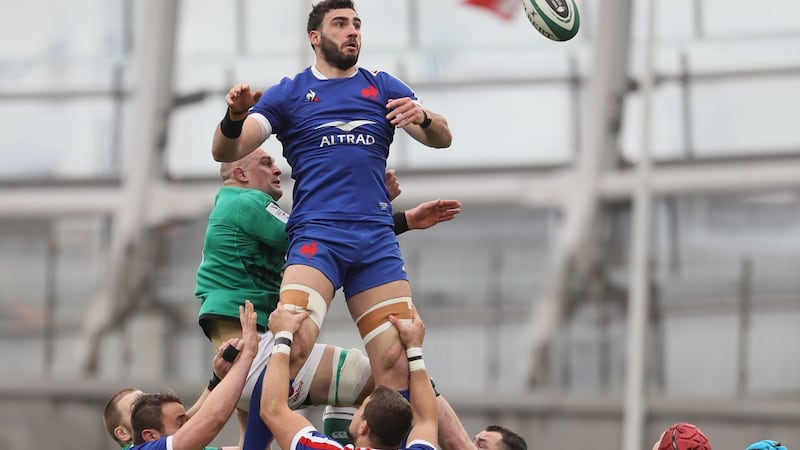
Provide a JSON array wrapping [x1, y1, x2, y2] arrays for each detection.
[[653, 422, 711, 450], [220, 147, 283, 201], [130, 392, 185, 445], [747, 440, 787, 450], [474, 424, 527, 450], [307, 0, 360, 70], [103, 387, 144, 447], [347, 385, 412, 449]]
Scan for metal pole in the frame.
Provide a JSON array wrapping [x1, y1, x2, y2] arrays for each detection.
[[622, 0, 657, 447]]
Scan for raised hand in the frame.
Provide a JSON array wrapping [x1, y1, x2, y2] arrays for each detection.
[[385, 169, 401, 201], [407, 199, 461, 230], [388, 303, 425, 349], [238, 300, 260, 357], [226, 83, 263, 116], [269, 303, 312, 335]]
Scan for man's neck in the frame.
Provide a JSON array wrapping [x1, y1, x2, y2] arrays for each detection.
[[313, 61, 357, 79]]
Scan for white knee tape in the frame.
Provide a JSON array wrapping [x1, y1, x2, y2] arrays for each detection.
[[328, 347, 371, 406], [280, 283, 328, 328]]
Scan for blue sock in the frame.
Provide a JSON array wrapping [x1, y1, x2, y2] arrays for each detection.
[[398, 388, 410, 400], [241, 366, 274, 450]]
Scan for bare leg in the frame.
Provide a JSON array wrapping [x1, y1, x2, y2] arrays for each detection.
[[346, 280, 413, 392]]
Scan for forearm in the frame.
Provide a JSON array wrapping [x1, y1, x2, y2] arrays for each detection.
[[185, 385, 212, 419], [261, 352, 291, 422], [423, 111, 452, 148], [198, 354, 253, 423], [407, 348, 437, 426]]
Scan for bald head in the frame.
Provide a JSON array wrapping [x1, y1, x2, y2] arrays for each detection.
[[219, 148, 284, 200]]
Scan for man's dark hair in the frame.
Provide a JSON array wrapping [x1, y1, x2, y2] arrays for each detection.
[[307, 0, 356, 33], [486, 424, 527, 450], [362, 385, 412, 448], [131, 392, 182, 445], [103, 388, 140, 445]]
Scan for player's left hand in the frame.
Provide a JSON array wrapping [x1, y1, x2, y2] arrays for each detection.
[[385, 169, 401, 201], [386, 97, 424, 129], [407, 199, 461, 230], [270, 302, 311, 335]]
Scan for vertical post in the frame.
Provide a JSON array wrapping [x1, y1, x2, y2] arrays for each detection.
[[76, 0, 181, 374], [737, 257, 752, 396], [622, 0, 657, 448]]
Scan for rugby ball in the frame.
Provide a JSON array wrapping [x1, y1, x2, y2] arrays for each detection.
[[523, 0, 580, 42]]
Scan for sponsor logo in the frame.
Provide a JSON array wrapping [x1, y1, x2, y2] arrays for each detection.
[[315, 120, 375, 132], [315, 120, 377, 147], [361, 85, 378, 100], [305, 89, 320, 103], [288, 379, 305, 404], [545, 0, 569, 17], [300, 242, 317, 258], [266, 202, 289, 224]]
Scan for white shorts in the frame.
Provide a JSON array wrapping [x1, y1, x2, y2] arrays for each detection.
[[236, 331, 325, 411]]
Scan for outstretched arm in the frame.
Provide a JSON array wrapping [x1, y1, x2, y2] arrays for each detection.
[[260, 305, 313, 450], [386, 98, 452, 148], [172, 301, 259, 450], [388, 304, 438, 447], [212, 83, 268, 162], [393, 199, 462, 235], [185, 338, 240, 419]]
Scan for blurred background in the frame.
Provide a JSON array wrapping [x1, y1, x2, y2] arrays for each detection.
[[1, 0, 800, 448]]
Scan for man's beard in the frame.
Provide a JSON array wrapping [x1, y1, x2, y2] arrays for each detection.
[[320, 33, 359, 71]]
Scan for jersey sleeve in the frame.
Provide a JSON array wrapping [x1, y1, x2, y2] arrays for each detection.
[[250, 78, 291, 134], [291, 426, 345, 450], [406, 439, 437, 450], [237, 194, 288, 248]]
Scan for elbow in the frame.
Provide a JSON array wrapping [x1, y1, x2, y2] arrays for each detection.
[[435, 134, 452, 149]]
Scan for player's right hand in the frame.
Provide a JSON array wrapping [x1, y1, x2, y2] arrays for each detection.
[[226, 83, 263, 116], [212, 337, 240, 378]]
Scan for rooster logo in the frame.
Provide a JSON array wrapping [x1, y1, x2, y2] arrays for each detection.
[[300, 242, 318, 258]]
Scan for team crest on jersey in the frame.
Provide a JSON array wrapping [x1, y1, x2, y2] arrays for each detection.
[[305, 89, 320, 102], [266, 202, 289, 224]]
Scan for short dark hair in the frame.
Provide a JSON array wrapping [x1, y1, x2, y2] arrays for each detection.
[[362, 385, 412, 448], [486, 424, 527, 450], [307, 0, 356, 33], [131, 392, 182, 445], [103, 388, 140, 445]]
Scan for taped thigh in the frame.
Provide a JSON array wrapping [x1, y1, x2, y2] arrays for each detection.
[[354, 297, 412, 346], [280, 283, 328, 328], [328, 347, 372, 406]]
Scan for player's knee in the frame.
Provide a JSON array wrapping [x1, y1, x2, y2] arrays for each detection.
[[328, 347, 372, 406], [354, 297, 412, 346], [280, 283, 328, 329]]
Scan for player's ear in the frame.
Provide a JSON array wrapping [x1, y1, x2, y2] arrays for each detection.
[[113, 425, 131, 443], [142, 429, 160, 442], [309, 30, 320, 46], [232, 166, 247, 182]]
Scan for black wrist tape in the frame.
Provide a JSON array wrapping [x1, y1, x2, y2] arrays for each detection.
[[274, 336, 293, 348], [221, 344, 240, 363], [392, 211, 409, 235], [207, 372, 222, 391], [220, 110, 245, 139]]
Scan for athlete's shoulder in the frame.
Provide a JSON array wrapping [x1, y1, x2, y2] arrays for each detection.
[[405, 439, 437, 450], [129, 436, 169, 450], [294, 426, 345, 450]]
